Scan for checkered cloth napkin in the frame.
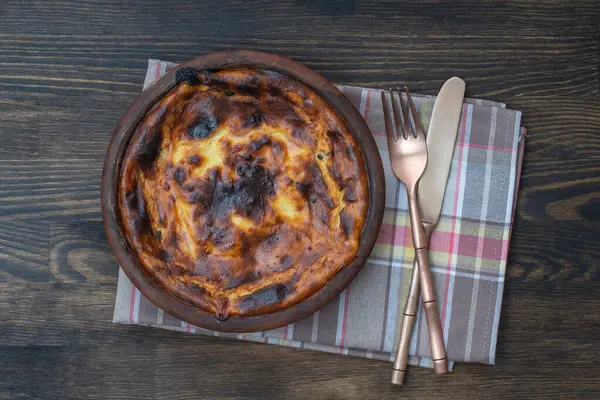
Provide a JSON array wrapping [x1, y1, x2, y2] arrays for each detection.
[[113, 59, 525, 369]]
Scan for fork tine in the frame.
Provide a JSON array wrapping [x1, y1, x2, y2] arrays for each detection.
[[390, 90, 406, 140], [381, 90, 398, 142], [404, 87, 425, 138], [395, 88, 412, 139]]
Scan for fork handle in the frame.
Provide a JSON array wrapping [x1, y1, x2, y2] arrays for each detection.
[[392, 223, 434, 385], [406, 186, 448, 374]]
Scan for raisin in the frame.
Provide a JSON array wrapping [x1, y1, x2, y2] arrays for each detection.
[[225, 89, 234, 96], [174, 167, 186, 185], [188, 154, 201, 165], [189, 116, 218, 139], [175, 67, 200, 85], [246, 111, 263, 128]]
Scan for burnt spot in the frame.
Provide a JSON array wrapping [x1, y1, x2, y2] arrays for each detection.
[[235, 162, 250, 177], [344, 184, 358, 202], [340, 208, 354, 238], [157, 249, 172, 262], [194, 222, 212, 242], [308, 162, 334, 205], [175, 67, 201, 85], [346, 146, 356, 160], [266, 231, 281, 245], [127, 182, 152, 235], [188, 155, 201, 165], [215, 298, 230, 321], [169, 233, 179, 249], [210, 159, 274, 221], [136, 127, 162, 171], [245, 110, 263, 129], [328, 164, 343, 190], [215, 313, 229, 321], [182, 182, 195, 192], [268, 86, 282, 97], [157, 201, 168, 226], [245, 136, 269, 153], [295, 181, 311, 198], [266, 97, 307, 130], [185, 191, 203, 204], [237, 284, 290, 313], [187, 284, 208, 298], [291, 127, 315, 146], [211, 226, 235, 250], [211, 96, 233, 121], [234, 152, 252, 161], [189, 116, 218, 139], [237, 84, 261, 97], [174, 167, 186, 185], [319, 209, 329, 224], [223, 269, 262, 290], [275, 255, 294, 272]]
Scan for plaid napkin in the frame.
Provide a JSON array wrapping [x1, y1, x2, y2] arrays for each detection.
[[113, 59, 525, 369]]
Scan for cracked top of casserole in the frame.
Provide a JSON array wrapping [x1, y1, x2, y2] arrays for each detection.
[[119, 67, 368, 319]]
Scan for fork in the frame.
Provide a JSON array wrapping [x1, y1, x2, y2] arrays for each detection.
[[381, 88, 448, 383]]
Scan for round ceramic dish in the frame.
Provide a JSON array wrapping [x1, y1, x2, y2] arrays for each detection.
[[101, 50, 385, 332]]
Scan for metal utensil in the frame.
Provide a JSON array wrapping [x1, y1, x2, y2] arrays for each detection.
[[381, 88, 448, 382], [391, 78, 466, 385]]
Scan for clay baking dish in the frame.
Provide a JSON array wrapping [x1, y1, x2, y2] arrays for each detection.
[[101, 50, 385, 332]]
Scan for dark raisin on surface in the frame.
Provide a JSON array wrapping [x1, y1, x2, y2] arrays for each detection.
[[175, 67, 201, 85], [188, 154, 201, 165], [317, 153, 324, 160], [215, 312, 229, 321], [246, 111, 263, 128], [189, 116, 218, 139], [224, 90, 234, 96], [174, 167, 186, 185]]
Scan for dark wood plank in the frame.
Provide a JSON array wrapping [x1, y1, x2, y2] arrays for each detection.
[[0, 159, 101, 221], [0, 220, 48, 282], [0, 90, 39, 157], [38, 91, 137, 158], [0, 0, 598, 36], [0, 344, 157, 400], [49, 220, 118, 283]]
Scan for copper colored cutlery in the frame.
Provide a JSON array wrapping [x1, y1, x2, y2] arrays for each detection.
[[382, 79, 466, 385]]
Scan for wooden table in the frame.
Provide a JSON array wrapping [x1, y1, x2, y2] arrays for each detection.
[[1, 1, 598, 398]]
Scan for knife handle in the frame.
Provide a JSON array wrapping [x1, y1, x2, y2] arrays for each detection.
[[415, 247, 448, 374]]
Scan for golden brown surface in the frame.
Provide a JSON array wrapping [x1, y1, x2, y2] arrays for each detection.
[[119, 68, 368, 318]]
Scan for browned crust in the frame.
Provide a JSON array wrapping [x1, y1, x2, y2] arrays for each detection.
[[118, 68, 368, 318]]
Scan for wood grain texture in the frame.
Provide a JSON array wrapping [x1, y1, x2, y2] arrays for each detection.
[[0, 0, 598, 399]]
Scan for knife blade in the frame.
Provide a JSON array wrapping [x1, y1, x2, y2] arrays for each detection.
[[392, 77, 465, 385], [419, 77, 466, 223]]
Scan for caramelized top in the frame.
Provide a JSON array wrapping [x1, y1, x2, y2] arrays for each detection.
[[119, 68, 368, 318]]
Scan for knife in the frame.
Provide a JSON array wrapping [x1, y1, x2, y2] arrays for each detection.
[[392, 77, 466, 385]]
